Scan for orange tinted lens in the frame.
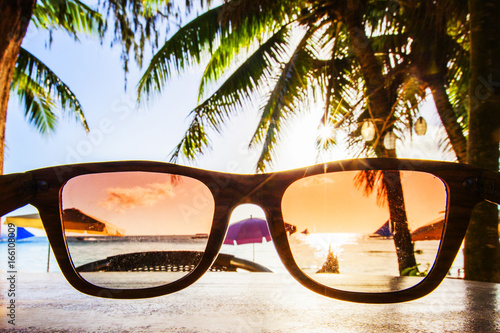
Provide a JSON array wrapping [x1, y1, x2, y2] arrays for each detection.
[[282, 170, 447, 293], [61, 172, 215, 289]]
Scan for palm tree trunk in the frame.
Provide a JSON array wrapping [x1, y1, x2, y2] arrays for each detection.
[[341, 7, 418, 275], [342, 9, 393, 139], [465, 0, 500, 282], [383, 171, 418, 274], [0, 0, 36, 175], [426, 74, 468, 162]]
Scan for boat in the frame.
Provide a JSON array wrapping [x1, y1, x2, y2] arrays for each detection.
[[370, 220, 393, 238], [191, 233, 209, 239]]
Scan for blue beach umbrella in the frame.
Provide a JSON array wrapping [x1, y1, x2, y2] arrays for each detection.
[[15, 227, 35, 240]]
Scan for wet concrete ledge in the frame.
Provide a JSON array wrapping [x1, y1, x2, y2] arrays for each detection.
[[0, 272, 499, 332]]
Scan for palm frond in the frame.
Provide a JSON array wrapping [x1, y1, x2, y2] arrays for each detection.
[[155, 0, 471, 172], [369, 33, 409, 57], [11, 70, 58, 135], [314, 55, 357, 155], [198, 0, 306, 101], [198, 23, 291, 101], [250, 32, 318, 171], [217, 0, 302, 32], [365, 0, 403, 36], [446, 33, 470, 131], [299, 21, 356, 157], [32, 0, 105, 39], [317, 56, 356, 110], [137, 6, 225, 102], [13, 48, 89, 133], [169, 118, 210, 163], [169, 28, 290, 164], [139, 0, 301, 103], [198, 26, 290, 113]]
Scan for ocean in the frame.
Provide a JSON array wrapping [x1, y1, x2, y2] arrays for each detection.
[[0, 234, 464, 279]]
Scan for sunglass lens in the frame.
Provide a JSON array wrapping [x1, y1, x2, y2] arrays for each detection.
[[282, 170, 448, 293], [61, 172, 215, 289]]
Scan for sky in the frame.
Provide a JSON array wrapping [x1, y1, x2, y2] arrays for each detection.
[[5, 19, 327, 176], [282, 170, 447, 234], [62, 171, 215, 235], [3, 5, 455, 224]]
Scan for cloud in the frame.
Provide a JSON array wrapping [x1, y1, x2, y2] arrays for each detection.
[[99, 182, 175, 212]]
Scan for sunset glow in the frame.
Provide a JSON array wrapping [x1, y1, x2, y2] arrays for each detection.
[[62, 172, 215, 236], [282, 170, 447, 234]]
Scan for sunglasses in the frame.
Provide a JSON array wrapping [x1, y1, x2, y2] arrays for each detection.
[[1, 158, 498, 303]]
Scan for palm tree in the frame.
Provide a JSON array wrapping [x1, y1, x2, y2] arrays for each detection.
[[388, 0, 498, 282], [0, 0, 190, 174], [465, 0, 500, 283], [139, 0, 464, 167], [138, 0, 304, 170], [398, 0, 469, 162], [0, 0, 100, 174], [139, 1, 378, 165], [326, 1, 423, 274], [139, 0, 430, 274]]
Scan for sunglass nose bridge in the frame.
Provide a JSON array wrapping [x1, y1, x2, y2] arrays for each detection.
[[219, 172, 278, 206]]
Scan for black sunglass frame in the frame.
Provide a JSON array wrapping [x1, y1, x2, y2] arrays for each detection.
[[1, 158, 499, 303]]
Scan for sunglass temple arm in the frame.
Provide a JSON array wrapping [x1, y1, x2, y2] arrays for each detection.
[[463, 170, 500, 205]]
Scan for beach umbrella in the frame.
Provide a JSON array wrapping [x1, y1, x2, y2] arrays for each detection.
[[15, 227, 35, 240], [5, 209, 125, 236], [4, 209, 125, 271], [411, 214, 500, 241], [61, 208, 125, 236], [411, 218, 444, 241], [224, 216, 271, 261], [1, 224, 35, 241]]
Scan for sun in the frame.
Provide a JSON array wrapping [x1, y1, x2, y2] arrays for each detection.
[[318, 123, 336, 143]]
